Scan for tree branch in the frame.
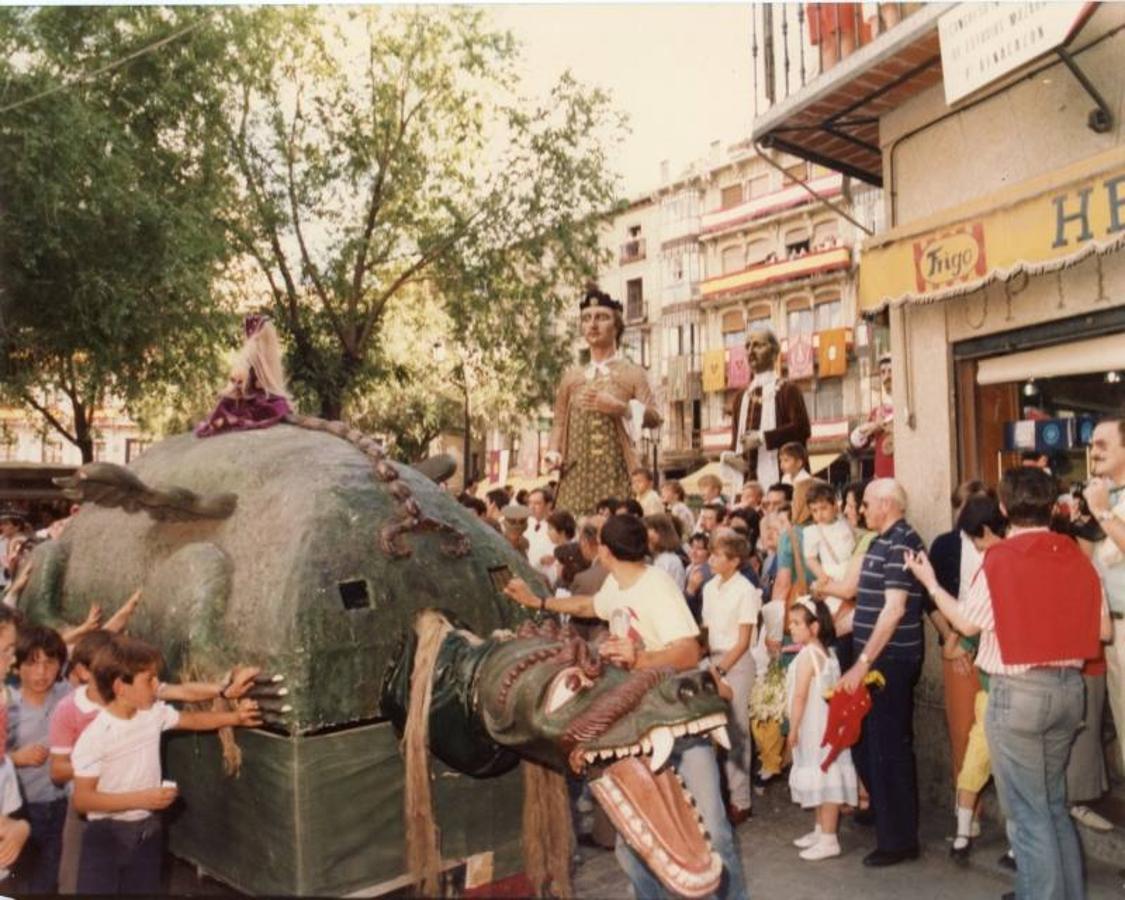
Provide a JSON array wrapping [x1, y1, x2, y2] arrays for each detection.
[[21, 390, 77, 447], [349, 40, 433, 318], [285, 89, 347, 349], [221, 110, 311, 356]]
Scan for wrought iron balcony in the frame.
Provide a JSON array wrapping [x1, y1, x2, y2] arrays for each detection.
[[619, 238, 647, 265], [750, 3, 945, 185]]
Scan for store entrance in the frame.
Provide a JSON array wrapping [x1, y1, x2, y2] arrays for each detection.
[[957, 367, 1123, 490], [954, 311, 1125, 493]]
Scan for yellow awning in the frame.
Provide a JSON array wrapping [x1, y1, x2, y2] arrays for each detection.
[[501, 473, 553, 495], [858, 145, 1125, 312], [809, 452, 842, 476]]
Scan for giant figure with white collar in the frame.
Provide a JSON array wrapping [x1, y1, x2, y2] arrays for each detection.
[[728, 326, 811, 489]]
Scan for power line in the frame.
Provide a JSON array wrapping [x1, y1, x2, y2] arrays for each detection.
[[0, 13, 211, 117]]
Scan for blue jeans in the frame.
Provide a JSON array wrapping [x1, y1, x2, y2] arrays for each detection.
[[20, 797, 67, 894], [986, 669, 1084, 900], [77, 815, 164, 895], [615, 738, 748, 900]]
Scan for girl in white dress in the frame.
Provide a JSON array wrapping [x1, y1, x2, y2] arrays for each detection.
[[786, 597, 858, 861]]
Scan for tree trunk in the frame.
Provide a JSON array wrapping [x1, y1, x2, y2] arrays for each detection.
[[318, 394, 344, 421], [74, 409, 95, 464], [462, 384, 472, 490]]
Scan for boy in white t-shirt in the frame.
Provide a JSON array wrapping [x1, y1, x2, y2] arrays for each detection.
[[702, 531, 761, 823], [71, 635, 261, 895]]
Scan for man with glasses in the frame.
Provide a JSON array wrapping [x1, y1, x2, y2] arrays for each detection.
[[727, 327, 810, 492], [838, 479, 925, 868], [851, 353, 895, 477]]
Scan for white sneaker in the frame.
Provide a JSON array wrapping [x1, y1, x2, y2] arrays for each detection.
[[793, 828, 821, 849], [1070, 805, 1114, 832], [799, 836, 841, 861]]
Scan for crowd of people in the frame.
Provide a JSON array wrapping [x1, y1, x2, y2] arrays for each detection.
[[459, 414, 1124, 900], [0, 505, 262, 895]]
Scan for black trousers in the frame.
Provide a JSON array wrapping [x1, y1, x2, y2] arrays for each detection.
[[855, 656, 921, 852]]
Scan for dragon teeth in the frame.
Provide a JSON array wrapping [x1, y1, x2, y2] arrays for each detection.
[[671, 723, 687, 737], [649, 726, 674, 772], [640, 736, 652, 753], [711, 725, 732, 750]]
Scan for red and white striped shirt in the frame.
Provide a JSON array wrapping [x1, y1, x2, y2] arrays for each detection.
[[962, 527, 1104, 675]]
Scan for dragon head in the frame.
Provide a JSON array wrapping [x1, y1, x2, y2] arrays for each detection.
[[383, 615, 730, 898]]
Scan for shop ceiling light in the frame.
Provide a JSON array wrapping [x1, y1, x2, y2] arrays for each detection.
[[1107, 371, 1122, 384], [1022, 379, 1038, 397]]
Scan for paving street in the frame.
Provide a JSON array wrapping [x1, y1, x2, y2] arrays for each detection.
[[574, 784, 1125, 900]]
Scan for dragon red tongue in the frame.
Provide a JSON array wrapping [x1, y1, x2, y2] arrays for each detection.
[[589, 757, 722, 898]]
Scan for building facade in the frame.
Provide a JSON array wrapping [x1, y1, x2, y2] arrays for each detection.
[[752, 0, 1125, 822], [485, 140, 887, 492]]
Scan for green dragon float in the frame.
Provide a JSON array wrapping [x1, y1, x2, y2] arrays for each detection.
[[19, 418, 730, 897]]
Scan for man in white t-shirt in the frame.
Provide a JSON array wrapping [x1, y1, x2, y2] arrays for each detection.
[[505, 514, 749, 899]]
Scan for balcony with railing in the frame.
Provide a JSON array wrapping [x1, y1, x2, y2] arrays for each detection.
[[700, 171, 844, 237], [625, 297, 648, 324], [619, 238, 647, 265], [750, 3, 946, 186], [701, 245, 851, 301]]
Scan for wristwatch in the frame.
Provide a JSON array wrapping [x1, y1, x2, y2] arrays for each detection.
[[858, 652, 872, 667], [714, 664, 727, 678]]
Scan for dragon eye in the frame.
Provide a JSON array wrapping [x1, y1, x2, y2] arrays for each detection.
[[677, 682, 698, 703], [545, 666, 591, 715]]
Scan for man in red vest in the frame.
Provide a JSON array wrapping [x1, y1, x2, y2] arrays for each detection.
[[904, 467, 1110, 900]]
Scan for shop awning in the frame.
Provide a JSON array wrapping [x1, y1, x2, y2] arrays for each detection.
[[680, 461, 724, 497], [976, 333, 1125, 385], [751, 5, 947, 186], [809, 452, 842, 476], [858, 145, 1125, 312]]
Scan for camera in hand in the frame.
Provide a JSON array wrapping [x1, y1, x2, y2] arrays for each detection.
[[1066, 483, 1105, 542]]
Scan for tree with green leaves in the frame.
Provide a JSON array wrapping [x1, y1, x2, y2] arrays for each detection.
[[217, 7, 624, 421], [0, 7, 235, 461]]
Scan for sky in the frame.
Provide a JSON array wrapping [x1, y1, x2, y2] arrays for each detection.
[[489, 4, 755, 197]]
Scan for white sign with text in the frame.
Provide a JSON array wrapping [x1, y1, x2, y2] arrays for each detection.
[[939, 2, 1093, 105]]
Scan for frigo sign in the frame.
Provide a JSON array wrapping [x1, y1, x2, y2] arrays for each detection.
[[912, 223, 987, 292], [858, 147, 1125, 311]]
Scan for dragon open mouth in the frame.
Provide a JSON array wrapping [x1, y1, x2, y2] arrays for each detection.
[[579, 713, 728, 898], [590, 756, 723, 898]]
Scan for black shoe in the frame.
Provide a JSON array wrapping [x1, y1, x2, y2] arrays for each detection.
[[1001, 893, 1015, 900], [997, 852, 1017, 872], [853, 808, 876, 827], [949, 842, 971, 866], [863, 847, 920, 867]]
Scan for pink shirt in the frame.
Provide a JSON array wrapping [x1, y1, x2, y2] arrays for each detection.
[[48, 684, 100, 756]]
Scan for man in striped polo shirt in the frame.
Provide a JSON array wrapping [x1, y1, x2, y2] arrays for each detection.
[[837, 478, 925, 867]]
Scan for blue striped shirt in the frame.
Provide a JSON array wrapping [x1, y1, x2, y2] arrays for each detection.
[[853, 519, 926, 661]]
